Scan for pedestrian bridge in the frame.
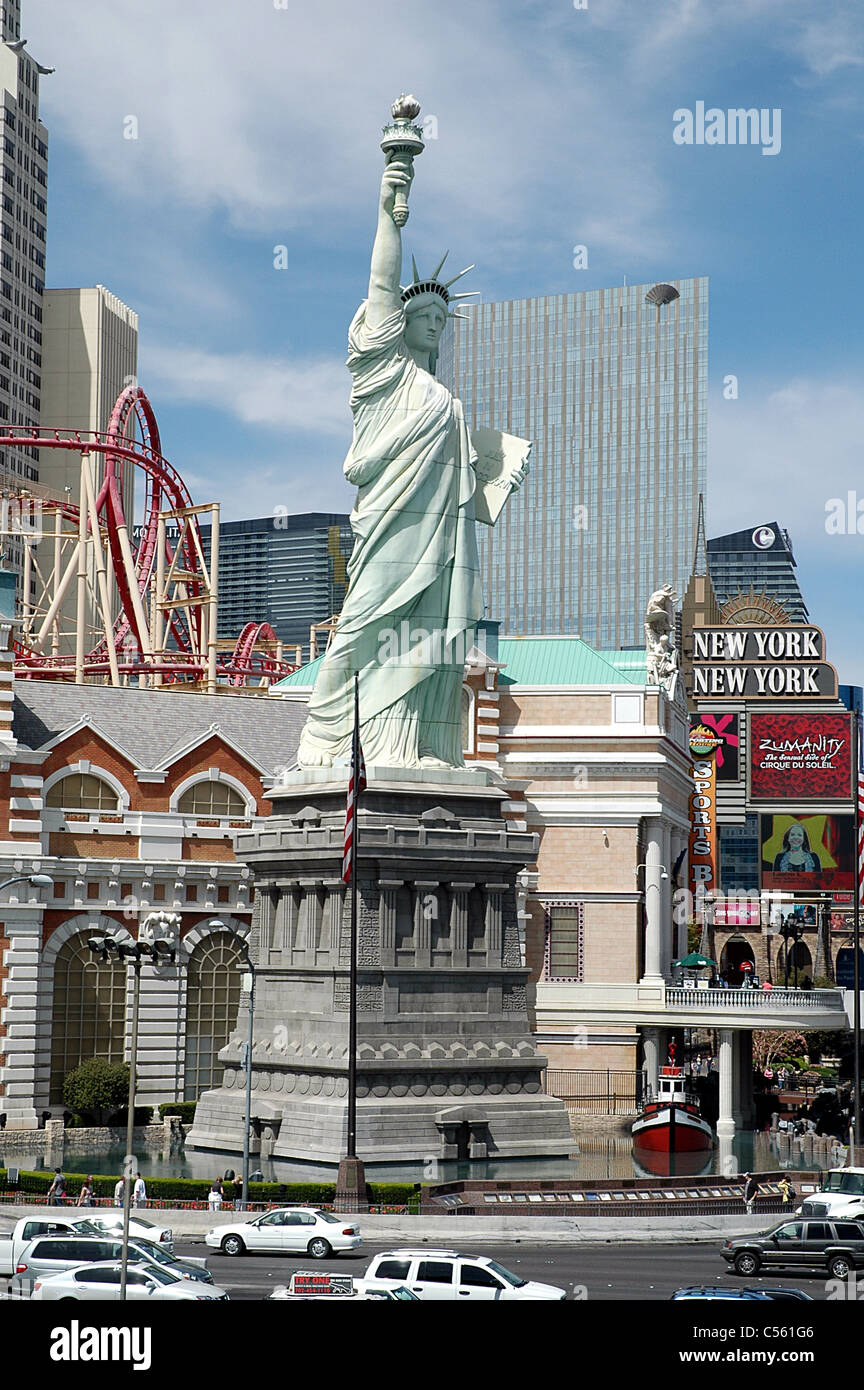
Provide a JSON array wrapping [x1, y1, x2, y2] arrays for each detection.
[[536, 981, 849, 1032]]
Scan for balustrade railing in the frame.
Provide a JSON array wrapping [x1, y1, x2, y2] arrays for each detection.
[[665, 987, 842, 1010]]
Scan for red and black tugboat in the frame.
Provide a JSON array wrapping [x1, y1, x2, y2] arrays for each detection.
[[632, 1046, 713, 1156]]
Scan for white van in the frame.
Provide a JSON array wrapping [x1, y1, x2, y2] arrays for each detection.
[[798, 1168, 864, 1220]]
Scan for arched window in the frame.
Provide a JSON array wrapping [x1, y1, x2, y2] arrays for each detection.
[[177, 781, 248, 817], [461, 685, 474, 754], [184, 934, 245, 1100], [46, 773, 120, 811], [49, 930, 127, 1104]]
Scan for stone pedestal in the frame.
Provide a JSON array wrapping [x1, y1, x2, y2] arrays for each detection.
[[334, 1156, 368, 1213], [188, 767, 573, 1166]]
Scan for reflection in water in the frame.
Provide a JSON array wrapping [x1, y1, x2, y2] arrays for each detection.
[[6, 1130, 825, 1185], [631, 1147, 714, 1179]]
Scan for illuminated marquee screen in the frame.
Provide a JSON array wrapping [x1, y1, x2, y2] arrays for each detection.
[[750, 712, 853, 803], [760, 813, 855, 892]]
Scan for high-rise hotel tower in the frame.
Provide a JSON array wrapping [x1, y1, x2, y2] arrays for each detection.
[[438, 279, 708, 649], [0, 1, 49, 490]]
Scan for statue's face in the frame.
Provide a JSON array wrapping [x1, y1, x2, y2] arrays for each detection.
[[404, 301, 447, 353]]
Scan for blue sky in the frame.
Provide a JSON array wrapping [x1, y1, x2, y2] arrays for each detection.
[[23, 0, 864, 682]]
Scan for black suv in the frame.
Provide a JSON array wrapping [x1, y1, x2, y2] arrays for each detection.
[[723, 1218, 864, 1279]]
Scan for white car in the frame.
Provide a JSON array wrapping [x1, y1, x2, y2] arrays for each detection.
[[86, 1214, 174, 1252], [31, 1260, 229, 1301], [361, 1249, 568, 1300], [206, 1207, 361, 1259]]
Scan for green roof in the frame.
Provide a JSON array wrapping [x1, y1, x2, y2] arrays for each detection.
[[273, 654, 324, 689], [497, 636, 644, 687], [273, 638, 646, 691]]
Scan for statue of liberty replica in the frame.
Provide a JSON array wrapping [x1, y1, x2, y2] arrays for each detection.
[[188, 97, 571, 1176], [297, 94, 528, 770]]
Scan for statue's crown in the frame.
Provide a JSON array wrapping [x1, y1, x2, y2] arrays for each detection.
[[401, 252, 478, 320]]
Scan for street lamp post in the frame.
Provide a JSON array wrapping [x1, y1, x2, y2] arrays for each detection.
[[0, 874, 53, 893], [208, 919, 254, 1210], [88, 927, 177, 1301]]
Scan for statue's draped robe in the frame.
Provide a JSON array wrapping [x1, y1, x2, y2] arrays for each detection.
[[297, 303, 482, 767]]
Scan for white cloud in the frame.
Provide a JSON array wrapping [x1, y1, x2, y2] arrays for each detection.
[[709, 377, 864, 545], [143, 345, 350, 437]]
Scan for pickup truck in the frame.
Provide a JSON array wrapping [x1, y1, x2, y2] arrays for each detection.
[[798, 1167, 864, 1220], [0, 1216, 114, 1278]]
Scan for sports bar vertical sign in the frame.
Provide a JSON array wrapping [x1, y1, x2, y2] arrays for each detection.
[[689, 723, 721, 912]]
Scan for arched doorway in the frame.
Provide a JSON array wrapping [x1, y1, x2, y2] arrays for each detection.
[[49, 929, 127, 1105], [720, 934, 756, 987], [780, 940, 813, 987], [183, 933, 245, 1100]]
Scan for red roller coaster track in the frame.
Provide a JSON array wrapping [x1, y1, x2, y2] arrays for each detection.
[[2, 385, 297, 687]]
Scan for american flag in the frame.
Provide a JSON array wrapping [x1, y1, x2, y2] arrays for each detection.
[[342, 679, 366, 884]]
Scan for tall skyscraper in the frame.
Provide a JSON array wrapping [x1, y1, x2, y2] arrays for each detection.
[[40, 286, 139, 519], [0, 4, 48, 489], [201, 512, 353, 660], [707, 522, 809, 624], [438, 278, 708, 648], [34, 286, 138, 649]]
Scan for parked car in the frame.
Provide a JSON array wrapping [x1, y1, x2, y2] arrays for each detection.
[[797, 1167, 864, 1220], [0, 1216, 107, 1277], [361, 1250, 568, 1300], [31, 1261, 229, 1301], [672, 1286, 813, 1301], [206, 1207, 361, 1259], [723, 1218, 864, 1279], [9, 1233, 208, 1296], [86, 1214, 174, 1252]]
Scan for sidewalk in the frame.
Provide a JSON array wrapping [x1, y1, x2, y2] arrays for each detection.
[[0, 1201, 783, 1244]]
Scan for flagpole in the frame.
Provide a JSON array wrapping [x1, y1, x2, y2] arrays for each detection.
[[854, 710, 861, 1151], [347, 671, 359, 1159]]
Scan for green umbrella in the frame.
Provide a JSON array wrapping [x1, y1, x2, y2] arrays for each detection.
[[673, 952, 717, 969]]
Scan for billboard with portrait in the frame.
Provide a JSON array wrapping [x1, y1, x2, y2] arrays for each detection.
[[750, 711, 853, 803], [760, 813, 855, 892]]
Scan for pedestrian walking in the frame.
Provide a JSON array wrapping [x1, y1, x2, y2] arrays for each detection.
[[113, 1176, 126, 1207], [744, 1172, 759, 1215], [76, 1175, 95, 1207], [47, 1168, 66, 1206], [133, 1174, 147, 1208], [233, 1173, 244, 1208], [779, 1176, 796, 1207], [208, 1181, 223, 1211]]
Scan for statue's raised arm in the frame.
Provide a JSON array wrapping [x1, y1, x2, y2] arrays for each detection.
[[367, 95, 424, 330]]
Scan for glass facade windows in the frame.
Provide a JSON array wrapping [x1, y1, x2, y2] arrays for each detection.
[[544, 903, 585, 980], [177, 781, 248, 817], [183, 934, 244, 1100], [46, 773, 119, 811], [719, 815, 760, 892], [49, 931, 127, 1104], [441, 280, 707, 646]]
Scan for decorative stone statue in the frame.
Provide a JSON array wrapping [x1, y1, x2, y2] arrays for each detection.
[[297, 96, 529, 771], [644, 583, 679, 690]]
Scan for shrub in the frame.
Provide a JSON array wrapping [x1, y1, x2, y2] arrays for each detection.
[[0, 1169, 418, 1209], [110, 1107, 154, 1128], [62, 1060, 130, 1125], [158, 1103, 197, 1123], [366, 1183, 417, 1205]]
